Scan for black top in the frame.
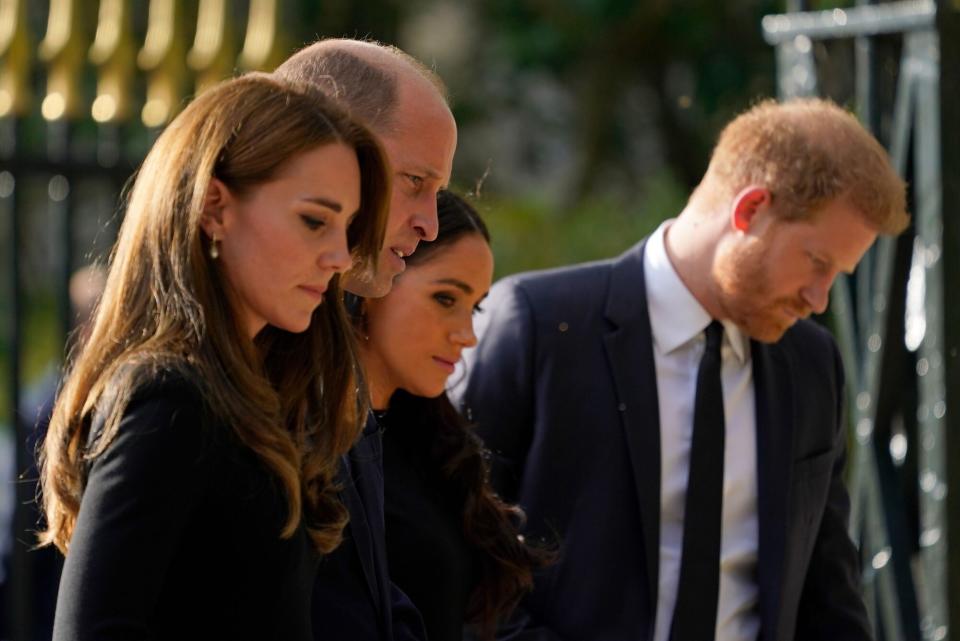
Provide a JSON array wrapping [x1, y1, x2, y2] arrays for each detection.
[[382, 412, 479, 641], [52, 373, 319, 641], [310, 412, 428, 641]]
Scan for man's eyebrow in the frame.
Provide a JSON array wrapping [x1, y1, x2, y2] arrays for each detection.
[[433, 277, 472, 294], [300, 196, 342, 212]]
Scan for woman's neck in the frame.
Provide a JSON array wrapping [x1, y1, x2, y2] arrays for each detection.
[[359, 345, 394, 411]]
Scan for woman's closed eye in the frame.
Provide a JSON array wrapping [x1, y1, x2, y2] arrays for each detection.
[[300, 214, 326, 231], [433, 291, 456, 308]]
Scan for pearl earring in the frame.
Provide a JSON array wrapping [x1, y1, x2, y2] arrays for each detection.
[[210, 234, 220, 259]]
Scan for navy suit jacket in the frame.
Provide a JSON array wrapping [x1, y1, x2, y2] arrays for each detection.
[[458, 240, 872, 641], [311, 414, 426, 640]]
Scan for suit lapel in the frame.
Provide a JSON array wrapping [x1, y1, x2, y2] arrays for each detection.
[[602, 240, 661, 623], [339, 448, 381, 610], [752, 340, 796, 641]]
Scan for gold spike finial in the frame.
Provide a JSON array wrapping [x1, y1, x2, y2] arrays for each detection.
[[38, 0, 86, 121], [187, 0, 235, 94], [138, 0, 188, 128], [89, 0, 135, 123], [0, 0, 31, 118], [238, 0, 289, 71]]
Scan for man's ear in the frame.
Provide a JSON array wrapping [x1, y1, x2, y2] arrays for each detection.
[[730, 186, 772, 232], [200, 177, 232, 238]]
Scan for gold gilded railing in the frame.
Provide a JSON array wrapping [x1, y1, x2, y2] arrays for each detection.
[[90, 0, 136, 124], [0, 0, 30, 119], [0, 0, 292, 130]]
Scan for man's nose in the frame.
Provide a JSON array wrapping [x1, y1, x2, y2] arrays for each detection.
[[411, 198, 439, 241], [800, 280, 831, 315]]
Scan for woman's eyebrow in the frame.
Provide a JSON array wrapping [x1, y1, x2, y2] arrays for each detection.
[[300, 196, 342, 212], [432, 278, 472, 294]]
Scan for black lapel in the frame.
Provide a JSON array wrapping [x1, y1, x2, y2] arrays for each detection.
[[601, 239, 661, 623], [752, 340, 796, 641], [339, 450, 381, 610]]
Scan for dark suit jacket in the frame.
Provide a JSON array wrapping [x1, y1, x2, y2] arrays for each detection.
[[458, 240, 872, 641], [311, 413, 427, 641]]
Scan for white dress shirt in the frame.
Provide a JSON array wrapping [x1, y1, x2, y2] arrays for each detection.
[[644, 220, 761, 641]]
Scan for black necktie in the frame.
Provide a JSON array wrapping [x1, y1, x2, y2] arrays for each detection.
[[669, 320, 725, 641]]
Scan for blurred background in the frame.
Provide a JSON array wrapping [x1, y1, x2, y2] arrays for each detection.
[[0, 0, 862, 417], [1, 1, 958, 640]]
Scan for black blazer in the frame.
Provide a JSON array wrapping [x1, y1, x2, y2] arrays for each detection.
[[54, 374, 318, 641], [458, 240, 872, 641], [311, 413, 427, 641]]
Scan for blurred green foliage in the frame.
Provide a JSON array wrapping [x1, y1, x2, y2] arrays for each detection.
[[0, 293, 62, 423], [473, 169, 688, 278]]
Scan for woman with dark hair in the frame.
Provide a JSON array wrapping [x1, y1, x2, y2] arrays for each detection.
[[39, 73, 389, 640], [358, 191, 551, 641]]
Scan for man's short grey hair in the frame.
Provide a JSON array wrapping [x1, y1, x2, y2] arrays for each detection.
[[274, 40, 448, 134]]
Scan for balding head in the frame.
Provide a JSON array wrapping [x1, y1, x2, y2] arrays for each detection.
[[275, 39, 458, 298], [274, 39, 448, 136]]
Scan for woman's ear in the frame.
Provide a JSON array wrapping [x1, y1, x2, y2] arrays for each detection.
[[200, 177, 232, 238]]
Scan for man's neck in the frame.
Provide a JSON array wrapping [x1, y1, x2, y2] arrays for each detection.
[[663, 207, 725, 321]]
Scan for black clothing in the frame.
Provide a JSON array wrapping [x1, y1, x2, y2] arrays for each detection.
[[382, 411, 479, 641], [670, 320, 725, 640], [53, 374, 319, 641], [311, 413, 427, 641]]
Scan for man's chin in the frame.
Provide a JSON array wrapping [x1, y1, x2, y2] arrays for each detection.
[[743, 317, 792, 344], [342, 272, 394, 299]]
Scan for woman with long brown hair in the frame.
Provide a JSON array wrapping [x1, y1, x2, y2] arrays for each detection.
[[39, 73, 389, 640], [357, 191, 551, 641]]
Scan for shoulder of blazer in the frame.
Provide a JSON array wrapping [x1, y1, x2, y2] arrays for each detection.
[[764, 318, 845, 404], [775, 318, 840, 370], [496, 239, 646, 320]]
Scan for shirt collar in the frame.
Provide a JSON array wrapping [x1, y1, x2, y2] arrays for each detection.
[[643, 220, 749, 364]]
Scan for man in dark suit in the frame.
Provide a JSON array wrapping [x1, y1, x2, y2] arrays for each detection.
[[274, 40, 457, 640], [457, 99, 909, 641]]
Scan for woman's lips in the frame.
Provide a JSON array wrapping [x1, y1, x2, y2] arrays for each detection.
[[298, 284, 327, 301], [432, 356, 456, 373]]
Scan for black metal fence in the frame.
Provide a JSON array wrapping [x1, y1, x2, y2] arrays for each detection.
[[765, 1, 959, 639]]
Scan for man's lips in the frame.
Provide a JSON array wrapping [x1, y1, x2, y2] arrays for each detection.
[[781, 304, 809, 323], [387, 243, 419, 270]]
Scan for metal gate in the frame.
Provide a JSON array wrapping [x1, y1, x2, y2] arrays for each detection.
[[764, 1, 959, 639]]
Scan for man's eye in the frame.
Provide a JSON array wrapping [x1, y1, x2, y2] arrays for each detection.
[[808, 253, 828, 272], [406, 174, 424, 189], [301, 215, 325, 231]]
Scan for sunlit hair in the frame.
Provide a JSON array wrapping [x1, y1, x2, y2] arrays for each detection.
[[376, 192, 552, 639], [698, 97, 909, 234], [40, 72, 390, 555], [273, 38, 449, 135]]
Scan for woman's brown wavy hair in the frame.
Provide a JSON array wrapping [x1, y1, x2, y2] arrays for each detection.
[[39, 72, 390, 555]]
